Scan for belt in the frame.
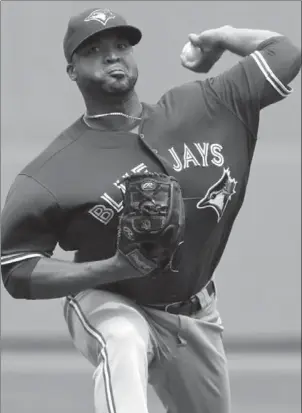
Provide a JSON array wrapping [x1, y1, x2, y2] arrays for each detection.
[[144, 280, 215, 316]]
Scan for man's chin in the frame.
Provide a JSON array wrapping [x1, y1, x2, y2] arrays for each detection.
[[106, 85, 133, 96], [104, 79, 134, 95]]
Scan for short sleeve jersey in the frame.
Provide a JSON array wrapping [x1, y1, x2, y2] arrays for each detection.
[[1, 36, 300, 303]]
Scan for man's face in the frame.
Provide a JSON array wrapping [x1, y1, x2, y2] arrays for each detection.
[[69, 31, 139, 96]]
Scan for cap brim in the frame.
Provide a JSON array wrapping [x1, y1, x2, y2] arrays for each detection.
[[72, 25, 142, 57], [106, 25, 142, 45]]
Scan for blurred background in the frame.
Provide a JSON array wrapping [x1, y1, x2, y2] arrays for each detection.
[[1, 1, 301, 413]]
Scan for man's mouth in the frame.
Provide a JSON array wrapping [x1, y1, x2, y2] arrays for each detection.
[[107, 67, 126, 78]]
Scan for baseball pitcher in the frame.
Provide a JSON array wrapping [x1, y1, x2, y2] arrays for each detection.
[[1, 7, 301, 413]]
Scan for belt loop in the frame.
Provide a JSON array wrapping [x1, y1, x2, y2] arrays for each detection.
[[212, 279, 217, 299], [196, 281, 213, 308]]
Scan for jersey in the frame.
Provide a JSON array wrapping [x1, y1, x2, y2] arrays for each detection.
[[1, 36, 301, 303]]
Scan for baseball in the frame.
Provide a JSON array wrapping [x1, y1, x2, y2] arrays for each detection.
[[180, 42, 202, 66]]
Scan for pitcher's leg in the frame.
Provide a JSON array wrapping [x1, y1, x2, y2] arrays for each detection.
[[64, 290, 155, 413], [92, 315, 150, 413], [149, 295, 231, 413]]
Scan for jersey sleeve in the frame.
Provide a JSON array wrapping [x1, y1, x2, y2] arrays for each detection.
[[203, 35, 301, 137], [1, 174, 61, 268]]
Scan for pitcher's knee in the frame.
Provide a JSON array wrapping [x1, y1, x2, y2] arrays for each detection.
[[101, 316, 150, 355]]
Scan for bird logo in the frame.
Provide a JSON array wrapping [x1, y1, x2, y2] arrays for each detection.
[[84, 9, 116, 26], [196, 168, 237, 222]]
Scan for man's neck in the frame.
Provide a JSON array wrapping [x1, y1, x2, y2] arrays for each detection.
[[85, 90, 142, 117], [83, 90, 143, 132]]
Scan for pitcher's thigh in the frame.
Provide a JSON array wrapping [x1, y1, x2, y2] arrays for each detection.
[[64, 290, 154, 367], [64, 291, 156, 413], [152, 298, 231, 413]]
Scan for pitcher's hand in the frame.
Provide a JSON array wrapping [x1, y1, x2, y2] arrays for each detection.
[[181, 26, 230, 73]]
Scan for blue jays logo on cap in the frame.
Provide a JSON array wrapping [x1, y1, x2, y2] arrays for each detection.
[[84, 9, 116, 26]]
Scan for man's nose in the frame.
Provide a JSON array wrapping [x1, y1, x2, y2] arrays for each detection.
[[104, 52, 120, 64]]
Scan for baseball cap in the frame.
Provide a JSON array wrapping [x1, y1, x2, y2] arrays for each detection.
[[63, 8, 142, 62]]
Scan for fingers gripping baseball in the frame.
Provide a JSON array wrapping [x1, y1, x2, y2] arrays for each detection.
[[116, 172, 185, 276], [181, 29, 226, 73], [180, 40, 204, 70]]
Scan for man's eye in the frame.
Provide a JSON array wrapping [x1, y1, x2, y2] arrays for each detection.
[[87, 46, 100, 54], [117, 43, 129, 50]]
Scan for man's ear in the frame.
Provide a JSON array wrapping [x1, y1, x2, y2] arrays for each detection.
[[67, 63, 77, 81]]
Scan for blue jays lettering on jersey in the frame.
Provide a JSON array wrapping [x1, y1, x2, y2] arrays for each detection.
[[1, 36, 300, 303]]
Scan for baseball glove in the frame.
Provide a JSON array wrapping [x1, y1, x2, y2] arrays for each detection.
[[117, 172, 185, 275]]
